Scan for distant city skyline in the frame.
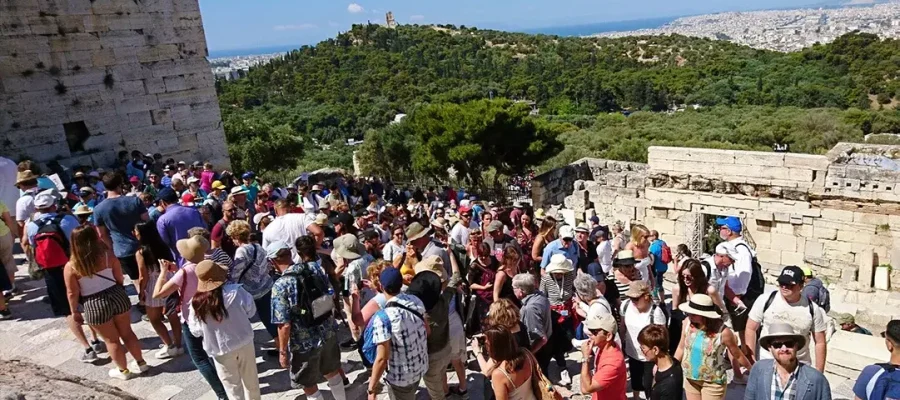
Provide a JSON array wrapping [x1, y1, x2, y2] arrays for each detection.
[[198, 0, 853, 51]]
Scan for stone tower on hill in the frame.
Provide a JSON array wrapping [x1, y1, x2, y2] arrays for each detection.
[[0, 0, 230, 169]]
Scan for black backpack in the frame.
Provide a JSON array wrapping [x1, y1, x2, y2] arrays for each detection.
[[283, 262, 333, 327], [735, 243, 765, 304]]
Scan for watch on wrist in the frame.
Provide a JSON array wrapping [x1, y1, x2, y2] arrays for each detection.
[[367, 388, 377, 395]]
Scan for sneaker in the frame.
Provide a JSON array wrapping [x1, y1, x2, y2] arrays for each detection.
[[108, 368, 134, 380], [559, 370, 571, 386], [90, 340, 105, 353], [80, 348, 99, 363], [141, 314, 150, 322], [130, 361, 150, 374], [0, 309, 11, 320], [155, 344, 179, 359]]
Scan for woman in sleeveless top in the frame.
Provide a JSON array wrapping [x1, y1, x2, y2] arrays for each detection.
[[134, 221, 183, 359], [474, 327, 538, 400], [494, 246, 522, 307], [485, 299, 531, 350], [530, 216, 557, 274], [625, 224, 654, 286], [675, 294, 751, 400], [63, 225, 148, 380]]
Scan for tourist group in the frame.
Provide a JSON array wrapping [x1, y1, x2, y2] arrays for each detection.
[[0, 151, 897, 400]]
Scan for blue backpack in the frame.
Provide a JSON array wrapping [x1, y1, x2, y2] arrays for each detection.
[[360, 302, 424, 366], [865, 363, 900, 400]]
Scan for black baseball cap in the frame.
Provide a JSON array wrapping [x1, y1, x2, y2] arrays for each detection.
[[157, 187, 178, 204], [330, 212, 353, 227], [777, 266, 804, 286]]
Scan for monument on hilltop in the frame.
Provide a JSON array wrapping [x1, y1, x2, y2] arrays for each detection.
[[0, 0, 230, 169]]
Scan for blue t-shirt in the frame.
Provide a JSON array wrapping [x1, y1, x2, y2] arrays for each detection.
[[855, 364, 883, 400], [649, 240, 668, 273], [93, 196, 146, 258]]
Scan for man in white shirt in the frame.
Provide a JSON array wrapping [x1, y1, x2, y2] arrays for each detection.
[[745, 266, 827, 372], [448, 207, 477, 247], [262, 200, 321, 263]]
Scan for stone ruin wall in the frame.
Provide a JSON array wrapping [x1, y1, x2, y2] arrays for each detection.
[[533, 143, 900, 327], [0, 0, 229, 168]]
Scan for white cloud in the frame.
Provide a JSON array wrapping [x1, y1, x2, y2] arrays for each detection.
[[347, 3, 364, 13], [273, 23, 318, 31], [409, 15, 425, 21]]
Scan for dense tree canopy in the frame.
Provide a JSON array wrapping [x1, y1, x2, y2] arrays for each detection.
[[216, 24, 900, 177]]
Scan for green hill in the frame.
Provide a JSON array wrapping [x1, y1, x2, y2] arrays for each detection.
[[216, 24, 900, 179]]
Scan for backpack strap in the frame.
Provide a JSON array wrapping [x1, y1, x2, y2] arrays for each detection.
[[237, 244, 258, 284], [701, 260, 713, 280], [762, 291, 777, 313], [386, 301, 424, 322], [866, 364, 894, 400]]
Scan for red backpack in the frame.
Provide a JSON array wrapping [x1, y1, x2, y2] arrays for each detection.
[[660, 242, 672, 264], [33, 215, 71, 269]]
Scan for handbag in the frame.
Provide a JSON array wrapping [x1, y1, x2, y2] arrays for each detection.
[[526, 351, 563, 400], [163, 270, 186, 317]]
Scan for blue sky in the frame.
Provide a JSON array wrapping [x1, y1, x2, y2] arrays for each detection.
[[198, 0, 836, 51]]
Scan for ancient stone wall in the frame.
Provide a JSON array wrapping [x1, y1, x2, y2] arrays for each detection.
[[0, 0, 229, 168], [533, 144, 900, 320]]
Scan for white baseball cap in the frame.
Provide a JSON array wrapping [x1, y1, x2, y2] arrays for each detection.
[[559, 225, 575, 240], [34, 192, 56, 209]]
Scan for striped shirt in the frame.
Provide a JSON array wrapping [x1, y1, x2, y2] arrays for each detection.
[[539, 270, 576, 305]]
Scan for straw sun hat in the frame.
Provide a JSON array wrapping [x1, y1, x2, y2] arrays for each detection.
[[678, 294, 722, 319]]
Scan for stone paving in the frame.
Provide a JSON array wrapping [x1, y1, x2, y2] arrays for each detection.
[[0, 256, 858, 399]]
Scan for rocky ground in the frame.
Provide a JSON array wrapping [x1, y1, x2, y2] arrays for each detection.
[[0, 359, 140, 400]]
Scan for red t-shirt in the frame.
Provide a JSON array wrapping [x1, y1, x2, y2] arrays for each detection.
[[592, 343, 627, 400], [210, 219, 237, 259]]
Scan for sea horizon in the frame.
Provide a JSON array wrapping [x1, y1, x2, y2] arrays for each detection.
[[207, 16, 676, 59]]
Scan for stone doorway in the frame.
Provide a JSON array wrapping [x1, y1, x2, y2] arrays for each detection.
[[681, 212, 725, 258]]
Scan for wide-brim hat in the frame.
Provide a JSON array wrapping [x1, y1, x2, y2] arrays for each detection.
[[195, 260, 228, 293], [624, 280, 651, 298], [678, 293, 722, 319], [15, 170, 38, 186], [759, 322, 807, 350], [405, 222, 432, 241], [73, 204, 93, 216], [333, 234, 364, 260], [613, 249, 637, 266], [176, 236, 210, 264], [414, 255, 448, 283], [431, 217, 448, 230], [230, 186, 248, 196], [545, 254, 574, 274]]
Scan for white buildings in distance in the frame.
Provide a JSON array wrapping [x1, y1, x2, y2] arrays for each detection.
[[594, 2, 900, 52]]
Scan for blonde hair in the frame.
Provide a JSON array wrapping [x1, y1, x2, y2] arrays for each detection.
[[69, 225, 110, 277], [367, 260, 391, 292], [630, 224, 650, 245], [537, 216, 558, 239], [225, 219, 251, 243], [485, 298, 520, 330]]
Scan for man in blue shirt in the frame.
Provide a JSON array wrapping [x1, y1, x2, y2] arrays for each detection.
[[853, 320, 900, 400], [540, 225, 579, 270], [155, 187, 205, 266], [647, 230, 668, 299]]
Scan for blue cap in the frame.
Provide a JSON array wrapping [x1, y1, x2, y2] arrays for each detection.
[[716, 216, 742, 233], [379, 267, 403, 294], [242, 172, 255, 180], [265, 241, 291, 259], [586, 262, 606, 282], [589, 216, 599, 224], [157, 187, 178, 203]]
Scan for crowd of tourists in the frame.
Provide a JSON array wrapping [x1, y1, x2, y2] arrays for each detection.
[[0, 152, 896, 400]]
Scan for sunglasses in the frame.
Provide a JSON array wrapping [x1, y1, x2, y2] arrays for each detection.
[[562, 238, 573, 242], [769, 340, 796, 349], [779, 282, 798, 289]]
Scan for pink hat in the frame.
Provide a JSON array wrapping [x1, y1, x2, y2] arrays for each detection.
[[129, 176, 140, 184]]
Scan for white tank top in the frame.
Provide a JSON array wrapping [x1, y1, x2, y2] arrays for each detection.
[[78, 257, 116, 296]]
